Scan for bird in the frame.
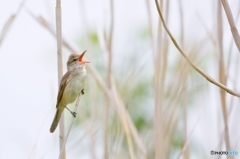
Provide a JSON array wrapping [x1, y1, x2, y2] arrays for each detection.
[[50, 50, 89, 133]]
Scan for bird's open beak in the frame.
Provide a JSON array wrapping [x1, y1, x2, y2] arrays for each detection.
[[78, 50, 90, 64]]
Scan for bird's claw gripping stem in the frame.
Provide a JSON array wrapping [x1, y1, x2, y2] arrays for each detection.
[[81, 89, 84, 95]]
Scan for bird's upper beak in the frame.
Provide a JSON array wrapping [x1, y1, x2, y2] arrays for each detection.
[[78, 50, 90, 64]]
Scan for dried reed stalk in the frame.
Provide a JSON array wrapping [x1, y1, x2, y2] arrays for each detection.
[[103, 0, 114, 158], [154, 0, 170, 158], [221, 0, 240, 52], [217, 1, 231, 154], [55, 0, 66, 158], [0, 0, 27, 47]]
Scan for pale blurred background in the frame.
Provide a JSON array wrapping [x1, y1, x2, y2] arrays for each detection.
[[0, 0, 240, 159]]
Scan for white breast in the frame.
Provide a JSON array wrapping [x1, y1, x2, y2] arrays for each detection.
[[62, 67, 87, 105]]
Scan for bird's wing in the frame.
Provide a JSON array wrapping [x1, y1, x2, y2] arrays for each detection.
[[56, 71, 71, 108]]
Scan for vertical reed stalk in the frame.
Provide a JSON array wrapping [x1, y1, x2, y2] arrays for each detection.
[[55, 0, 65, 158], [217, 1, 231, 157], [154, 0, 170, 158], [178, 1, 189, 158], [103, 1, 114, 158]]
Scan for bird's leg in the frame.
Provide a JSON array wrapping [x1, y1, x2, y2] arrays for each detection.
[[65, 106, 77, 117], [81, 89, 84, 95]]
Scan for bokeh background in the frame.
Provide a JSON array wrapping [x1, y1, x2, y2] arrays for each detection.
[[0, 0, 240, 159]]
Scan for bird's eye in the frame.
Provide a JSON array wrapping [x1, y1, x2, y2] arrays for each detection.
[[73, 59, 77, 62]]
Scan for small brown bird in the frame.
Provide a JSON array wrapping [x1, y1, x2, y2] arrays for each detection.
[[50, 51, 89, 133]]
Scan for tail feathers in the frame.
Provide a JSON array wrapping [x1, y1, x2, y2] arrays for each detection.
[[50, 107, 64, 133]]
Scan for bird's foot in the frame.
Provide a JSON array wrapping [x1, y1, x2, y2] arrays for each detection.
[[66, 106, 77, 117], [71, 111, 77, 118], [81, 89, 85, 95]]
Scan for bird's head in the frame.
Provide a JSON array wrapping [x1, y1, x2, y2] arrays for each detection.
[[67, 50, 90, 71]]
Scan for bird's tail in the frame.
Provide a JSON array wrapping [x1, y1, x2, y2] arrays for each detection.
[[50, 107, 64, 133]]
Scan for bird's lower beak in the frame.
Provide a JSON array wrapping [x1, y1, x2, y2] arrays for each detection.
[[81, 61, 90, 64], [78, 50, 90, 64]]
